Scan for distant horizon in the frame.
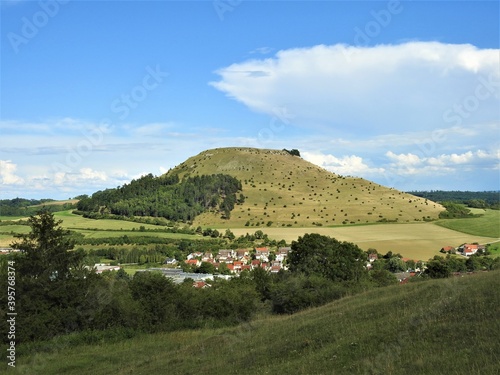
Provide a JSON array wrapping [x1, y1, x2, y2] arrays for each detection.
[[1, 1, 499, 199]]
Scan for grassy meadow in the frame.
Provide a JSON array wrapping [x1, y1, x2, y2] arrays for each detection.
[[11, 270, 500, 375], [435, 209, 500, 238], [0, 210, 206, 247]]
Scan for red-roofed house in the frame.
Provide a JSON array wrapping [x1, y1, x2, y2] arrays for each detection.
[[193, 281, 211, 289], [185, 259, 201, 267], [462, 244, 479, 256]]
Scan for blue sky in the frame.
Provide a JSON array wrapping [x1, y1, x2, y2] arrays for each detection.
[[1, 0, 499, 199]]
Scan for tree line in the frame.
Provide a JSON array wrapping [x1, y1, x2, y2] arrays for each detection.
[[0, 198, 76, 217], [410, 190, 500, 209], [76, 173, 243, 222]]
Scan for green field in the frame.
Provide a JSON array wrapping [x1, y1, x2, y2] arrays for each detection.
[[435, 209, 500, 238], [12, 270, 500, 375], [1, 210, 498, 261], [0, 211, 206, 247]]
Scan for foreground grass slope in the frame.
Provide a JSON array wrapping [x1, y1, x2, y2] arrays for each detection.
[[15, 271, 500, 375], [168, 147, 444, 227]]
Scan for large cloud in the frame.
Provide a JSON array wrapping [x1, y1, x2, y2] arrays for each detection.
[[0, 160, 24, 185], [211, 42, 499, 134]]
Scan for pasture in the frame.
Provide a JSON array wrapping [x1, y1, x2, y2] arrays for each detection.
[[1, 210, 498, 261], [435, 209, 500, 238], [231, 222, 498, 260]]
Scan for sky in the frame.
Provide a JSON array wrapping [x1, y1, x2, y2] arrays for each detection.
[[1, 0, 499, 200]]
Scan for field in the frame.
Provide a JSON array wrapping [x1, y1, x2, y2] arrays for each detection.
[[0, 211, 206, 247], [231, 222, 498, 260], [435, 209, 500, 238], [1, 209, 498, 260], [11, 270, 500, 375]]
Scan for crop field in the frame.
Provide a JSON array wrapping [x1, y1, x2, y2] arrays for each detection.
[[231, 222, 499, 260], [1, 209, 498, 261]]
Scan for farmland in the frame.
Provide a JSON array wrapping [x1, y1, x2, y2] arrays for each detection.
[[435, 209, 500, 238], [1, 209, 498, 261], [231, 221, 498, 260]]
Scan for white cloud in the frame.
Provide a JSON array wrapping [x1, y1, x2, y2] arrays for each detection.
[[385, 150, 499, 175], [212, 41, 499, 134], [0, 160, 24, 185], [386, 151, 423, 166], [54, 168, 108, 186], [302, 151, 385, 176]]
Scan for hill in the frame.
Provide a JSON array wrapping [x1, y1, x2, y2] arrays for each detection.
[[167, 147, 444, 227], [15, 270, 500, 374]]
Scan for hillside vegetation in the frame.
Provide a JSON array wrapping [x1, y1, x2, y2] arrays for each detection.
[[168, 147, 444, 227], [14, 271, 500, 375]]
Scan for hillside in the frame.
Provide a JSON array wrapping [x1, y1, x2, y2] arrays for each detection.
[[167, 147, 444, 227], [15, 271, 500, 375]]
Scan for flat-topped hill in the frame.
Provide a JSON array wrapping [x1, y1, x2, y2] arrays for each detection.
[[166, 147, 444, 227]]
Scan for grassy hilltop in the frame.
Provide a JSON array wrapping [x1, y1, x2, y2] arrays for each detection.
[[15, 270, 500, 375], [168, 147, 444, 227]]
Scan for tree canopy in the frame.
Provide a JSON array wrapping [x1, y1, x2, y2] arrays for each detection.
[[76, 173, 242, 221], [288, 233, 367, 283]]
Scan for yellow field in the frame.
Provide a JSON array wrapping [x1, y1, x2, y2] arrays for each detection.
[[231, 223, 499, 260]]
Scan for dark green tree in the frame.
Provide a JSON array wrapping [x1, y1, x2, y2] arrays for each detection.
[[288, 233, 367, 283], [12, 210, 85, 281], [425, 258, 451, 278]]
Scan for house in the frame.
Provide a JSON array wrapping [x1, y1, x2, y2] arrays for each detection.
[[255, 247, 270, 261], [235, 249, 249, 259], [164, 257, 177, 265], [202, 252, 213, 262], [193, 281, 211, 289], [217, 249, 234, 261], [276, 247, 291, 262], [270, 265, 281, 273], [441, 246, 455, 254], [185, 259, 201, 267], [251, 260, 261, 269], [233, 261, 243, 272], [94, 264, 122, 274], [368, 253, 378, 263], [462, 244, 479, 256], [187, 252, 203, 260]]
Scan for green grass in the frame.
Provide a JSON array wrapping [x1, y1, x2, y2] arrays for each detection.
[[11, 270, 500, 375], [435, 209, 500, 238], [0, 216, 27, 221]]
